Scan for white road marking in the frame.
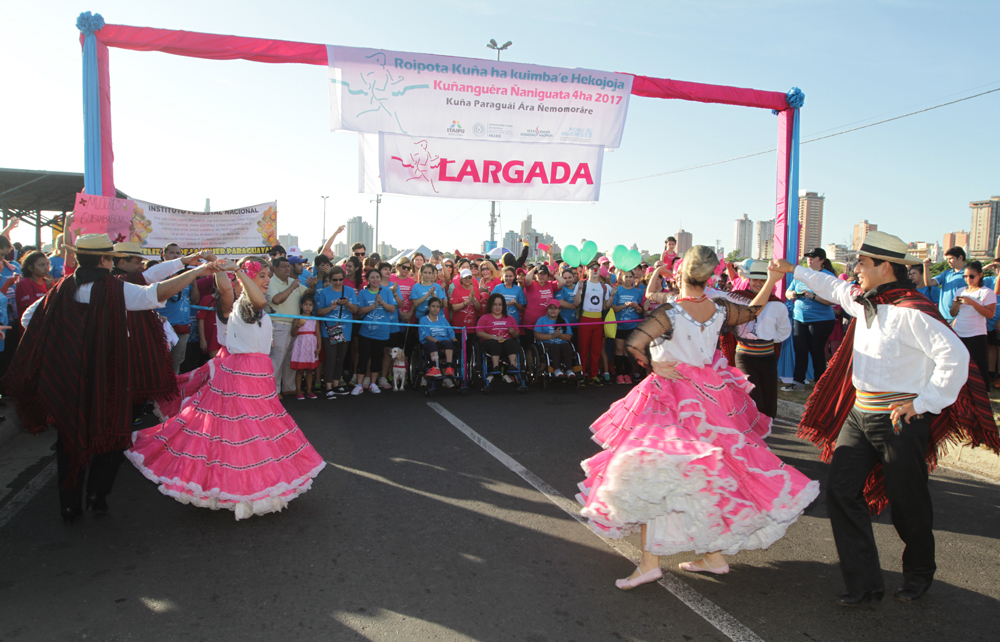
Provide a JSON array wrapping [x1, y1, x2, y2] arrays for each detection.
[[0, 460, 55, 530], [428, 402, 766, 642]]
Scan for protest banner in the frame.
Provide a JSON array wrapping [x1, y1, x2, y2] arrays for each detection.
[[361, 133, 604, 202], [128, 199, 277, 259], [329, 45, 631, 149], [70, 193, 134, 243]]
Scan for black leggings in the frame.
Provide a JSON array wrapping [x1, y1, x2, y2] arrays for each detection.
[[356, 335, 387, 375], [483, 338, 518, 359], [792, 319, 835, 384], [323, 341, 350, 384], [960, 334, 989, 384]]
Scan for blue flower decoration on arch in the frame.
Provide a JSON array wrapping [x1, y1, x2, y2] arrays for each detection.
[[772, 86, 805, 115], [76, 11, 106, 36]]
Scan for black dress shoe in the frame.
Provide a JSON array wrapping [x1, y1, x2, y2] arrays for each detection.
[[61, 507, 83, 525], [85, 492, 108, 514], [835, 588, 884, 607], [895, 581, 931, 603]]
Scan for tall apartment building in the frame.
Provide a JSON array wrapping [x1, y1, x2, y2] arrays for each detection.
[[676, 229, 693, 256], [332, 242, 348, 259], [907, 242, 939, 262], [825, 243, 853, 263], [754, 219, 775, 259], [345, 216, 374, 252], [798, 191, 824, 256], [733, 214, 754, 259], [518, 214, 554, 260], [278, 234, 299, 249], [943, 230, 969, 253], [969, 197, 1000, 258], [502, 230, 520, 253], [852, 220, 877, 251]]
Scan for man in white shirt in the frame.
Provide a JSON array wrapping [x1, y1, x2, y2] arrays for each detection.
[[266, 256, 302, 394], [9, 234, 222, 523], [771, 231, 984, 607]]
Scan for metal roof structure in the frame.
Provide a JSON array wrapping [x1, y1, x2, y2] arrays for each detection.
[[0, 168, 129, 246]]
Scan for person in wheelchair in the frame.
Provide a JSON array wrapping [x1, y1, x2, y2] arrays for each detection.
[[534, 300, 578, 379], [418, 297, 456, 381], [476, 293, 521, 384]]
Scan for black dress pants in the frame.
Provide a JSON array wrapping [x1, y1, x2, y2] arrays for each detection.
[[826, 407, 935, 593], [734, 353, 778, 418], [792, 319, 835, 384], [56, 436, 126, 512]]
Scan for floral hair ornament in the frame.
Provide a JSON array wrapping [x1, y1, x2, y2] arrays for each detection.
[[242, 260, 263, 279]]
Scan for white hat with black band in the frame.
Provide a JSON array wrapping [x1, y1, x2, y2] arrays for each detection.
[[857, 231, 920, 265]]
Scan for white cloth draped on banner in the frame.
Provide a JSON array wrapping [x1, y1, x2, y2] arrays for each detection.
[[359, 133, 604, 203], [328, 45, 632, 149], [129, 199, 278, 259]]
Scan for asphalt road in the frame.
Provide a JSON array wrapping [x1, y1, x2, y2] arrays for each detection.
[[1, 383, 998, 642]]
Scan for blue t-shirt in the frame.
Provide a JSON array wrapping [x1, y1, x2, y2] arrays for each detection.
[[534, 315, 572, 344], [357, 286, 395, 340], [934, 268, 967, 322], [409, 283, 446, 320], [418, 314, 456, 343], [916, 285, 940, 306], [983, 277, 1000, 332], [49, 256, 64, 280], [789, 269, 837, 323], [1, 261, 21, 301], [163, 283, 192, 327], [0, 291, 7, 351], [491, 283, 527, 324], [555, 287, 578, 325], [315, 286, 358, 341], [613, 286, 644, 330], [297, 270, 314, 288]]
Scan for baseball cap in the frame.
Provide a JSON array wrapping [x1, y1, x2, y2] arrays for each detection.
[[546, 300, 561, 308], [459, 268, 473, 278], [287, 245, 303, 259], [803, 247, 826, 260], [536, 265, 550, 275], [287, 255, 307, 265]]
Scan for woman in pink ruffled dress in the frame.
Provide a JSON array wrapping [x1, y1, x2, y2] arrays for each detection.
[[154, 269, 240, 421], [578, 246, 819, 589], [126, 257, 325, 520]]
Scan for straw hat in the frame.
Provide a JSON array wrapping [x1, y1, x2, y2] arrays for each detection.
[[112, 241, 144, 256], [746, 260, 770, 279], [66, 234, 129, 257], [857, 231, 920, 265]]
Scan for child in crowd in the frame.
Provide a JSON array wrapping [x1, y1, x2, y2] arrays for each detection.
[[419, 297, 457, 382], [611, 269, 645, 384], [491, 266, 526, 326], [290, 295, 321, 399], [315, 266, 358, 398], [534, 301, 577, 378], [408, 264, 447, 322]]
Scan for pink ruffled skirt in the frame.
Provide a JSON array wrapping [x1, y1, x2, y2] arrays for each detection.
[[154, 347, 231, 421], [126, 352, 325, 520], [578, 353, 819, 556]]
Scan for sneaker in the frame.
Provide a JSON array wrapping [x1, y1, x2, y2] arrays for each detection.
[[325, 390, 337, 399], [566, 371, 577, 379], [426, 366, 442, 377], [553, 368, 564, 378], [617, 375, 628, 385], [444, 366, 455, 376], [296, 393, 305, 400], [368, 383, 381, 394], [378, 377, 391, 390], [349, 375, 358, 385], [333, 385, 350, 395], [350, 384, 364, 396], [362, 377, 371, 388], [781, 382, 805, 392], [307, 392, 318, 399], [603, 372, 612, 382], [442, 378, 455, 388], [486, 375, 495, 385], [589, 376, 603, 387], [503, 375, 514, 384]]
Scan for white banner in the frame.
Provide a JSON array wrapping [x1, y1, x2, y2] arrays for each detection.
[[130, 200, 277, 259], [329, 45, 631, 148], [363, 133, 603, 202]]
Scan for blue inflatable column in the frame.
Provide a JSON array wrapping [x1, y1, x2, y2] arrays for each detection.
[[77, 11, 106, 196]]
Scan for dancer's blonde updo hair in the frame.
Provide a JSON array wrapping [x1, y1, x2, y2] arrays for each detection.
[[681, 245, 718, 287]]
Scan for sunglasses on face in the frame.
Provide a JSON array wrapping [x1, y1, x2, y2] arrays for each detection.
[[354, 251, 366, 256]]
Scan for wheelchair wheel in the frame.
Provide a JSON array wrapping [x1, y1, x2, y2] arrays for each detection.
[[408, 349, 426, 391], [467, 341, 484, 390]]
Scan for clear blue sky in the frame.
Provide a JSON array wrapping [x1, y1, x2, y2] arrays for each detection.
[[1, 0, 996, 255]]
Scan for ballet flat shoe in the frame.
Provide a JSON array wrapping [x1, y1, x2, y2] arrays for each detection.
[[835, 588, 884, 607], [615, 567, 663, 590], [678, 559, 730, 575]]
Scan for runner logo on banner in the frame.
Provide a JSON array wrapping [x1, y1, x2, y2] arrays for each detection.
[[127, 199, 278, 259], [328, 45, 632, 149], [361, 133, 604, 203]]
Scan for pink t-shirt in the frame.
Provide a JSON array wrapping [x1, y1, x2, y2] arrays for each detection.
[[476, 313, 517, 339], [523, 279, 561, 326], [390, 275, 416, 318], [450, 284, 482, 328]]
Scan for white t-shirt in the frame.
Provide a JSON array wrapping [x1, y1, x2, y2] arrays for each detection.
[[573, 281, 610, 314], [952, 286, 996, 337]]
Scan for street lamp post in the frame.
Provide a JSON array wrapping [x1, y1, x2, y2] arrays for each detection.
[[485, 39, 512, 246], [321, 195, 329, 242], [370, 194, 381, 255]]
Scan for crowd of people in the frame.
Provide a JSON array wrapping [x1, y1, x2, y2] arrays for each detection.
[[0, 218, 995, 608]]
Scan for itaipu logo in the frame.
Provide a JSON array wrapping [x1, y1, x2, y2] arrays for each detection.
[[447, 120, 465, 136]]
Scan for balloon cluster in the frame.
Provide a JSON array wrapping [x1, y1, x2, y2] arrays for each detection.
[[559, 241, 642, 272]]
